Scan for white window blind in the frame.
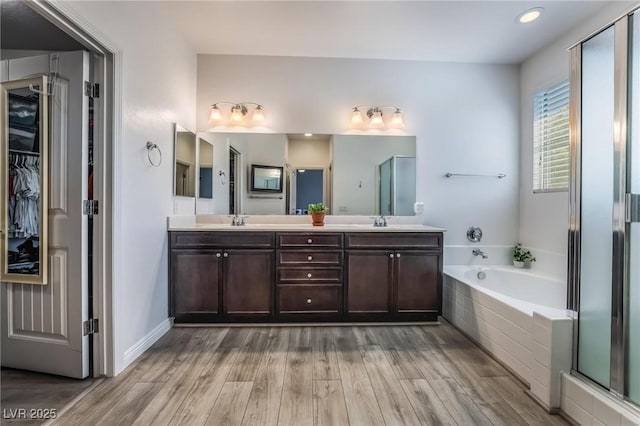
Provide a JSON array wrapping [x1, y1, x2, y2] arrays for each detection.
[[533, 80, 570, 192]]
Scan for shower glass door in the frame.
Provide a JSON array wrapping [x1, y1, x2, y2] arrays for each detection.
[[578, 25, 615, 389], [629, 12, 640, 406]]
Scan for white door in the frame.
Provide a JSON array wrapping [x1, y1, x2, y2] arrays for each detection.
[[1, 51, 90, 378]]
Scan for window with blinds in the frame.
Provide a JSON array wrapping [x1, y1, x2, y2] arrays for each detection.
[[533, 80, 570, 192]]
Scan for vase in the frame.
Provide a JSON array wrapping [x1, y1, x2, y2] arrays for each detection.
[[513, 260, 525, 268], [310, 212, 325, 226]]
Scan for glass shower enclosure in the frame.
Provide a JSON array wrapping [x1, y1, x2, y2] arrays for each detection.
[[569, 11, 640, 407], [378, 155, 416, 216]]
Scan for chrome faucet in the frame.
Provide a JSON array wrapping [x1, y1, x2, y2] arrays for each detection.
[[231, 215, 248, 226], [373, 215, 388, 227], [472, 248, 488, 259]]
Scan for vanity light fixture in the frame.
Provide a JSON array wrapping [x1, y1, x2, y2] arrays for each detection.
[[517, 7, 543, 24], [208, 102, 265, 126], [350, 105, 405, 129]]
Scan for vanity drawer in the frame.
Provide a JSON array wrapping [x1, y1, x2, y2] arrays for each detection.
[[277, 268, 342, 283], [171, 232, 275, 249], [277, 250, 342, 266], [278, 285, 341, 314], [345, 232, 442, 250], [277, 233, 343, 248]]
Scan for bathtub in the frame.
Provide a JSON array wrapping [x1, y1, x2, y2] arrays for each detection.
[[443, 265, 573, 410]]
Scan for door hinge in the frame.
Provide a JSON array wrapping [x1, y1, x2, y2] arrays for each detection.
[[83, 318, 99, 336], [626, 193, 639, 223], [84, 81, 100, 98], [83, 200, 99, 216]]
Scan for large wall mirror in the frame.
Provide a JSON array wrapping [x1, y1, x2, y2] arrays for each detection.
[[0, 76, 49, 285], [197, 132, 416, 216], [174, 124, 196, 198]]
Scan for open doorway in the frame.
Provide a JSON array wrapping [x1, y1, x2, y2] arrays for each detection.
[[229, 146, 240, 214], [0, 0, 113, 384]]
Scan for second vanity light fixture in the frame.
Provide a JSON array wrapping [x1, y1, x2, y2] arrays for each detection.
[[350, 105, 404, 129], [208, 102, 265, 126]]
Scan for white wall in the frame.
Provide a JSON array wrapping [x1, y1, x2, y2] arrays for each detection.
[[331, 135, 415, 215], [59, 1, 197, 374], [519, 2, 633, 280], [287, 136, 331, 168], [197, 55, 521, 248]]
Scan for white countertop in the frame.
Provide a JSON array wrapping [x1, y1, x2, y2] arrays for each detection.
[[168, 215, 445, 232], [168, 223, 444, 232]]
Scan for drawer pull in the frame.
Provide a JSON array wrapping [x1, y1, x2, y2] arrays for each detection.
[[307, 238, 313, 244], [396, 253, 401, 258], [216, 253, 221, 258], [306, 298, 312, 304], [308, 255, 313, 261], [223, 253, 229, 258], [307, 273, 312, 278], [389, 253, 394, 258]]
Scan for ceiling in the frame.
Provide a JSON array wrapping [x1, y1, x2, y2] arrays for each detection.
[[157, 0, 618, 64], [1, 1, 85, 52], [0, 1, 626, 64]]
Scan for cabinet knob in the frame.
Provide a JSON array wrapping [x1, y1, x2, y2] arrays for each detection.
[[306, 298, 312, 304], [396, 253, 401, 258], [307, 238, 313, 244], [307, 255, 313, 261], [307, 273, 312, 278], [223, 253, 229, 258], [216, 253, 221, 258], [389, 253, 394, 258]]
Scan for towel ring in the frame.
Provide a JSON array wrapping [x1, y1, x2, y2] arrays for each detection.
[[146, 141, 162, 167]]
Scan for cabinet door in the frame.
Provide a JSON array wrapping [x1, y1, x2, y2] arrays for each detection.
[[171, 250, 222, 319], [224, 249, 273, 317], [395, 251, 440, 313], [346, 250, 392, 314]]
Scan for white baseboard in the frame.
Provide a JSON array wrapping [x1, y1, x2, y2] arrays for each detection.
[[121, 318, 173, 371]]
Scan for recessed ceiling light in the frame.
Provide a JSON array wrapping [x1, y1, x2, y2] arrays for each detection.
[[517, 7, 544, 24], [304, 133, 313, 137]]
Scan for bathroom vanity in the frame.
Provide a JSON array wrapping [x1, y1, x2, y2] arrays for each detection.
[[168, 223, 444, 323]]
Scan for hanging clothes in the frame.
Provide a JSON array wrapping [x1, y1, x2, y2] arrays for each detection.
[[8, 153, 40, 239]]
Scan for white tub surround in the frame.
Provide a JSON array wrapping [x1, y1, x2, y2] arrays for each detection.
[[167, 215, 444, 232], [443, 265, 572, 411], [561, 373, 640, 426]]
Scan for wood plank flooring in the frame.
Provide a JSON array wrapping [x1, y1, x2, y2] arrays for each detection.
[[6, 322, 569, 426]]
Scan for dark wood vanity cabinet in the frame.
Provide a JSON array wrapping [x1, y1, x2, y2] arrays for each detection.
[[170, 230, 442, 323], [345, 233, 443, 321], [169, 232, 274, 322], [276, 233, 343, 319]]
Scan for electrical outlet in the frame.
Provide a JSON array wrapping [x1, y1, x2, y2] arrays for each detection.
[[414, 202, 424, 215]]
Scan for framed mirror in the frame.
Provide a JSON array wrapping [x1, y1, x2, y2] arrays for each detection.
[[174, 124, 196, 198], [0, 76, 49, 285], [250, 164, 283, 192]]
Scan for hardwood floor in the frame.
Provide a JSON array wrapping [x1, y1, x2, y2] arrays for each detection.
[[10, 322, 569, 425], [0, 368, 97, 426]]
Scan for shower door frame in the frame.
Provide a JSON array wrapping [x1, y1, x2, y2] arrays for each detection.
[[568, 11, 638, 407]]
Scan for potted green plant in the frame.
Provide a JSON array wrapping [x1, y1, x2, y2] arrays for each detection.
[[308, 203, 328, 226], [513, 243, 536, 268]]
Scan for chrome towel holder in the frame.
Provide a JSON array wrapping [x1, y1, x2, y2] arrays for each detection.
[[146, 141, 162, 167], [445, 172, 506, 179]]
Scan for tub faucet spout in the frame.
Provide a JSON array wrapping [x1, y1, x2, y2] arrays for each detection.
[[472, 248, 488, 259]]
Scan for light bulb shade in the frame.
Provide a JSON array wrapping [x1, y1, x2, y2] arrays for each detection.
[[208, 105, 222, 124], [251, 105, 265, 124], [391, 110, 404, 128], [351, 108, 364, 126], [230, 106, 244, 123], [370, 110, 384, 128]]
